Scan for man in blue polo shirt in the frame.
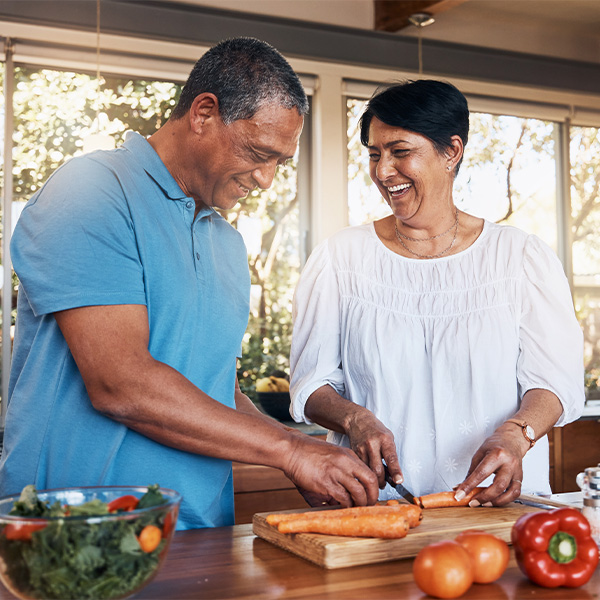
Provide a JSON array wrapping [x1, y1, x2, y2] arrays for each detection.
[[0, 38, 382, 529]]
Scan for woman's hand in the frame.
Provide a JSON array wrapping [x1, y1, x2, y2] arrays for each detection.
[[344, 407, 402, 489], [454, 424, 530, 506], [304, 385, 403, 490]]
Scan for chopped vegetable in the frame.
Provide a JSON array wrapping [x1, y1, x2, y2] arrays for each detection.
[[107, 494, 139, 513], [414, 487, 484, 509], [3, 522, 47, 541], [0, 484, 173, 599], [267, 504, 422, 528], [511, 507, 599, 588], [138, 525, 163, 553], [277, 513, 410, 538]]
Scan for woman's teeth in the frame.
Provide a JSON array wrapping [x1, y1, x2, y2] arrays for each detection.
[[387, 183, 411, 193]]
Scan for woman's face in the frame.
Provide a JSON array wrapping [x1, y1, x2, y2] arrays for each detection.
[[367, 117, 452, 222]]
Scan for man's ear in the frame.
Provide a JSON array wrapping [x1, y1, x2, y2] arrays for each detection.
[[189, 93, 220, 133]]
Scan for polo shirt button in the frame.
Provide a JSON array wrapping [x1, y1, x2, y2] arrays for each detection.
[[186, 200, 194, 209], [196, 252, 200, 260]]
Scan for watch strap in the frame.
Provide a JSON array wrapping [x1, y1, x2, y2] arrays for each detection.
[[505, 419, 536, 449]]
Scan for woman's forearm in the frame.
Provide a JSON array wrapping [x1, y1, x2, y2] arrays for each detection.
[[304, 384, 368, 434], [497, 388, 564, 454]]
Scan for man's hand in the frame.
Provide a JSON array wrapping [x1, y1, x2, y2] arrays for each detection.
[[283, 435, 379, 507]]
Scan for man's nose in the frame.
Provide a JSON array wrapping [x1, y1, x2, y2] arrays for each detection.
[[252, 161, 279, 190]]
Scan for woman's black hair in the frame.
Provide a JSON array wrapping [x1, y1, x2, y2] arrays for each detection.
[[359, 80, 469, 173]]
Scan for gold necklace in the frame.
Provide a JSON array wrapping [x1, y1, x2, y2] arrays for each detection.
[[394, 209, 459, 259]]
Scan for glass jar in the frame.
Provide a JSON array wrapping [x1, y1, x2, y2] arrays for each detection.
[[577, 464, 600, 547]]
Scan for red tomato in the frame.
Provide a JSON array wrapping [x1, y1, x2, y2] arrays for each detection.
[[3, 522, 46, 541], [162, 510, 175, 538], [413, 540, 474, 599], [455, 530, 510, 584], [107, 494, 139, 513]]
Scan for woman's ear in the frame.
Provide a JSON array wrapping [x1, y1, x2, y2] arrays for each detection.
[[446, 135, 464, 171]]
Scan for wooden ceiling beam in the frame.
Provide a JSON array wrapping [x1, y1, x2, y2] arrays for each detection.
[[374, 0, 469, 32]]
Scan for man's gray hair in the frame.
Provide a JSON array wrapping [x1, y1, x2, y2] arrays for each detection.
[[171, 37, 308, 124]]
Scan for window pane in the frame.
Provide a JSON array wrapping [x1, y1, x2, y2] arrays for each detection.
[[571, 126, 600, 287], [13, 67, 180, 205], [455, 114, 557, 250], [347, 98, 390, 226], [571, 126, 600, 397], [221, 155, 301, 401], [347, 99, 558, 251]]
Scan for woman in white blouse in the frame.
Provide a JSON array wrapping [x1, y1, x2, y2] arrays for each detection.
[[290, 80, 584, 507]]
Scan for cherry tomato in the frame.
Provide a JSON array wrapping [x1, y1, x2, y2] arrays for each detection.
[[413, 540, 473, 599], [138, 525, 162, 553], [107, 494, 139, 512], [455, 529, 510, 584], [3, 522, 47, 541], [162, 510, 175, 538]]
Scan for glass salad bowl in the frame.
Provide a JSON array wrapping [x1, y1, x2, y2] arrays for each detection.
[[0, 484, 181, 600]]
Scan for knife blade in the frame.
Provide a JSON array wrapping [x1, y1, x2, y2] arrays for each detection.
[[383, 465, 416, 505]]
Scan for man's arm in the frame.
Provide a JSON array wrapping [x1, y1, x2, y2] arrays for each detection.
[[54, 304, 379, 507]]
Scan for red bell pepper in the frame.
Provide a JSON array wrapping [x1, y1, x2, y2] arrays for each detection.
[[511, 507, 599, 588], [107, 494, 139, 513], [3, 521, 47, 541]]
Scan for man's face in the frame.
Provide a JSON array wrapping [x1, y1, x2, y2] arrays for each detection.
[[194, 103, 304, 211]]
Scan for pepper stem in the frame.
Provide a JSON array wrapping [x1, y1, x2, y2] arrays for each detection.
[[548, 531, 577, 563]]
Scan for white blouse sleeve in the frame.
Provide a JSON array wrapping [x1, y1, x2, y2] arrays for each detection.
[[289, 239, 345, 423], [517, 234, 585, 426]]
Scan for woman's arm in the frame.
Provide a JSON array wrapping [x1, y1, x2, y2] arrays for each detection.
[[305, 384, 403, 489], [455, 388, 563, 506]]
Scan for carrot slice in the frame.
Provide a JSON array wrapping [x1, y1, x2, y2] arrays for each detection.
[[414, 487, 485, 509], [266, 504, 422, 528], [277, 513, 410, 538]]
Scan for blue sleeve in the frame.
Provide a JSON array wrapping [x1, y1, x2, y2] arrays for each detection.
[[11, 154, 147, 317]]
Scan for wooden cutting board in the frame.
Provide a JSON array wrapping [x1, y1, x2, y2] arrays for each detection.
[[252, 502, 542, 569]]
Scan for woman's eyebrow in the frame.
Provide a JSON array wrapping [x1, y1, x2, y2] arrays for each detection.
[[368, 139, 410, 150]]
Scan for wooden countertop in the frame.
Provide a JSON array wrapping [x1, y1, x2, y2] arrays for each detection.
[[135, 525, 600, 599], [0, 523, 598, 599]]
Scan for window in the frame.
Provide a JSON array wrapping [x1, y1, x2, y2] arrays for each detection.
[[222, 148, 303, 399], [347, 97, 599, 398], [571, 126, 600, 397], [0, 63, 305, 417]]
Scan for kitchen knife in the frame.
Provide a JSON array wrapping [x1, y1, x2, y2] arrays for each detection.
[[384, 465, 416, 505]]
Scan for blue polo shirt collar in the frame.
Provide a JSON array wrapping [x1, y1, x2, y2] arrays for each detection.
[[123, 131, 218, 222], [123, 131, 189, 201]]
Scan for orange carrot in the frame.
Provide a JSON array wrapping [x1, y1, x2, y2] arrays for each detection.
[[267, 504, 422, 528], [277, 513, 410, 538], [414, 487, 485, 509], [138, 524, 162, 553]]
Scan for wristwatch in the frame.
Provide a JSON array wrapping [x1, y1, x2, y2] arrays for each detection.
[[505, 419, 536, 449]]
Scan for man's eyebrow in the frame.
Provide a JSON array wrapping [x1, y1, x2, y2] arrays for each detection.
[[367, 139, 410, 150]]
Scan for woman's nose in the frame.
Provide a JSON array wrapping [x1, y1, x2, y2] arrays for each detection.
[[375, 155, 396, 180]]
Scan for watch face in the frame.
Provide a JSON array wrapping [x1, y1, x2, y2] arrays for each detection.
[[525, 425, 535, 441]]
